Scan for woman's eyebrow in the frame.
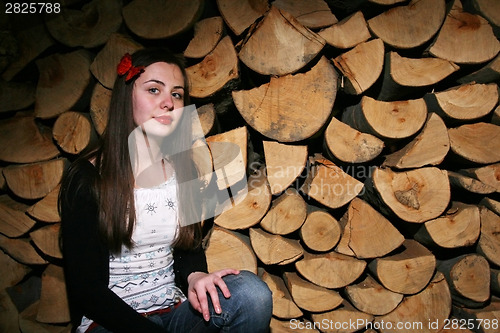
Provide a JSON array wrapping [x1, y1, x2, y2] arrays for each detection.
[[143, 79, 184, 90]]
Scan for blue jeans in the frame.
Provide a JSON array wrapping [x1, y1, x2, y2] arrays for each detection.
[[90, 270, 272, 332]]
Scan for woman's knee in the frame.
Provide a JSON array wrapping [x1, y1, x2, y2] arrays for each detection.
[[223, 270, 272, 313]]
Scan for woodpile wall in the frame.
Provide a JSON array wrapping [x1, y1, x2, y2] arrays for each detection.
[[1, 0, 500, 332]]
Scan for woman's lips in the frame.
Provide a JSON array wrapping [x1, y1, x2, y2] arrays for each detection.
[[155, 115, 172, 125]]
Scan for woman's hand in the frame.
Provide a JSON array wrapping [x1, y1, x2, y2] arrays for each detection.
[[187, 269, 240, 321]]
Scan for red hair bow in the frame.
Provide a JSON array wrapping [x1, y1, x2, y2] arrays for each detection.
[[117, 53, 145, 82]]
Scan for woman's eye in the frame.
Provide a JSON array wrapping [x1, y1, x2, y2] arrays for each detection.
[[172, 92, 183, 99], [149, 87, 159, 94]]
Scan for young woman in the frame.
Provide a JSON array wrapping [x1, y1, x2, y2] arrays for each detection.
[[59, 48, 272, 333]]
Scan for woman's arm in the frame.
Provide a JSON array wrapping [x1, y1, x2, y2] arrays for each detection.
[[60, 159, 166, 333]]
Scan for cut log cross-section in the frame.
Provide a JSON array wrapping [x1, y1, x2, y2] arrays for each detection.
[[318, 11, 371, 49], [299, 206, 341, 252], [260, 188, 307, 235], [448, 123, 500, 164], [216, 0, 269, 36], [53, 111, 97, 155], [250, 227, 303, 265], [183, 16, 224, 59], [259, 268, 302, 319], [272, 0, 337, 29]]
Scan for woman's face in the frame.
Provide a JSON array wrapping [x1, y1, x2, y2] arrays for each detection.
[[132, 61, 185, 137]]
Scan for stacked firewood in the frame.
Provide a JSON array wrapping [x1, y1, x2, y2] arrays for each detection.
[[1, 0, 500, 332]]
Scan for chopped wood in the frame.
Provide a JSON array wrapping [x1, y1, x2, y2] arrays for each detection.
[[45, 0, 122, 48], [263, 141, 307, 195], [429, 0, 500, 64], [19, 300, 71, 333], [448, 171, 497, 195], [53, 111, 97, 155], [438, 254, 490, 307], [89, 83, 111, 136], [342, 96, 428, 140], [309, 300, 374, 333], [0, 194, 36, 238], [30, 224, 62, 259], [216, 0, 269, 36], [35, 50, 92, 119], [367, 0, 446, 49], [259, 268, 302, 319], [383, 113, 449, 169], [453, 297, 500, 333], [463, 0, 500, 38], [191, 139, 213, 193], [375, 272, 451, 333], [300, 154, 364, 209], [26, 185, 61, 223], [336, 197, 405, 259], [344, 274, 403, 316], [122, 0, 203, 39], [318, 11, 371, 49], [186, 36, 239, 99], [480, 197, 500, 215], [233, 56, 336, 142], [295, 250, 366, 288], [195, 104, 217, 137], [283, 271, 343, 313], [3, 158, 68, 200], [368, 239, 436, 294], [414, 202, 481, 249], [0, 80, 35, 113], [448, 123, 500, 164], [299, 206, 341, 252], [324, 115, 384, 164], [476, 206, 500, 267], [365, 167, 450, 223], [238, 6, 325, 76], [205, 227, 257, 274], [0, 289, 20, 333], [89, 33, 143, 89], [333, 38, 384, 95], [458, 53, 500, 84], [270, 317, 319, 332], [184, 17, 224, 59], [249, 227, 303, 265], [0, 234, 47, 265], [272, 0, 338, 29], [0, 114, 59, 164], [461, 163, 500, 192], [378, 52, 459, 101], [260, 188, 307, 235], [492, 269, 500, 296], [37, 264, 70, 324], [0, 250, 31, 290]]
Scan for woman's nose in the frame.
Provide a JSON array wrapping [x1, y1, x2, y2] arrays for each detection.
[[161, 96, 174, 111]]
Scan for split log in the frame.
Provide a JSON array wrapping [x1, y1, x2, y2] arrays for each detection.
[[195, 103, 217, 137], [205, 227, 257, 274], [238, 6, 325, 76], [30, 224, 63, 259], [318, 11, 371, 49], [375, 272, 452, 333], [191, 139, 213, 192], [0, 114, 59, 164], [249, 228, 303, 265], [0, 250, 31, 289], [300, 154, 364, 209], [428, 0, 500, 65], [259, 268, 302, 319], [122, 0, 203, 39], [3, 158, 68, 200], [0, 234, 47, 265], [378, 52, 459, 101], [35, 50, 92, 119], [272, 0, 338, 29], [263, 141, 308, 195], [53, 111, 97, 155], [364, 167, 450, 223], [368, 239, 436, 295], [458, 54, 500, 84], [19, 300, 71, 333], [367, 0, 446, 49], [342, 96, 428, 140], [295, 250, 367, 288], [448, 171, 497, 195], [476, 207, 500, 267], [480, 197, 500, 215], [453, 298, 500, 333], [463, 0, 500, 38], [0, 80, 35, 113], [283, 271, 343, 313], [461, 163, 500, 192], [425, 83, 499, 123], [89, 33, 143, 89], [309, 300, 374, 333], [89, 83, 111, 136], [336, 198, 404, 259], [184, 16, 224, 59], [206, 126, 247, 190], [492, 269, 500, 296], [438, 254, 490, 307], [26, 185, 61, 223], [0, 194, 36, 238], [299, 206, 341, 252], [383, 113, 450, 169], [186, 36, 239, 99], [233, 56, 336, 142], [44, 0, 122, 48], [448, 123, 500, 164], [414, 202, 481, 249], [333, 38, 384, 95], [216, 0, 269, 36], [37, 264, 70, 324], [270, 317, 319, 332], [324, 115, 384, 164], [344, 274, 403, 316], [0, 289, 20, 333], [260, 188, 307, 235]]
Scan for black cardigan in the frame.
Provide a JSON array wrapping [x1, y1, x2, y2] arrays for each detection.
[[60, 159, 207, 333]]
